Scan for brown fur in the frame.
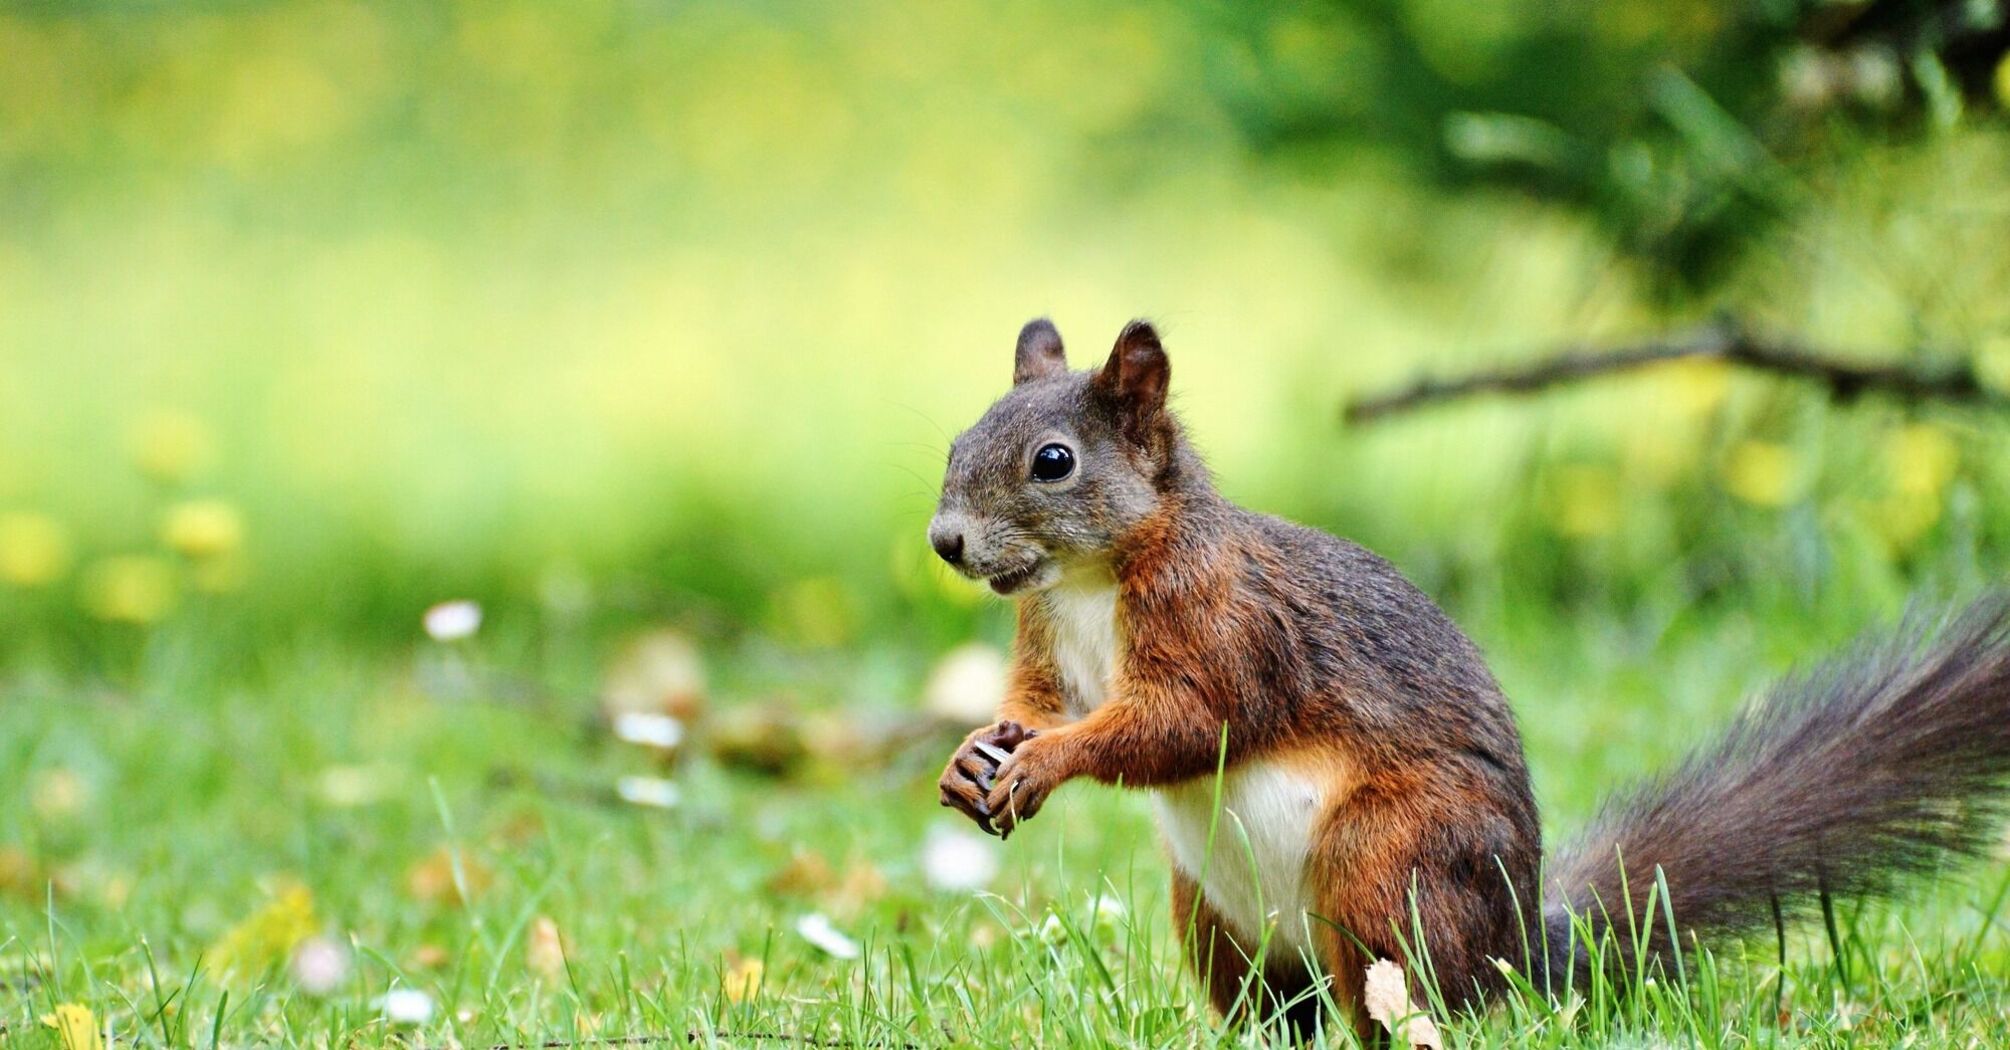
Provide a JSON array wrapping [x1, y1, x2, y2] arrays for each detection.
[[933, 319, 1538, 1028], [932, 318, 2010, 1032]]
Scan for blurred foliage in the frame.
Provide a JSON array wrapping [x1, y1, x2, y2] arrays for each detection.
[[1203, 0, 2010, 295], [0, 0, 2006, 677]]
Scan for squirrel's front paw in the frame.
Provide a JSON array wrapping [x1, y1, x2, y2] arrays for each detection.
[[984, 733, 1074, 839], [939, 721, 1037, 835]]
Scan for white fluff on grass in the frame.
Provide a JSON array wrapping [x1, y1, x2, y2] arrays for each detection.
[[422, 600, 482, 641], [612, 712, 685, 750], [1363, 959, 1442, 1049], [616, 775, 680, 809], [920, 823, 999, 892], [289, 936, 350, 996], [795, 912, 861, 960], [377, 987, 436, 1026]]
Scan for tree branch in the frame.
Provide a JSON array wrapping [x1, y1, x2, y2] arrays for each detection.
[[1341, 321, 2007, 425]]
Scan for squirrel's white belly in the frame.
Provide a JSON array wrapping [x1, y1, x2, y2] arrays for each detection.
[[1041, 571, 1324, 963], [1154, 763, 1326, 967], [1043, 572, 1121, 716]]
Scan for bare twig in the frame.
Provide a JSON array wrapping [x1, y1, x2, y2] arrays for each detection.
[[1342, 320, 2006, 424]]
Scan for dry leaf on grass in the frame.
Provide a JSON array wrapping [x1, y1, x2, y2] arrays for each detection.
[[210, 881, 317, 978], [40, 1003, 102, 1050], [406, 847, 491, 907], [1363, 958, 1443, 1049], [723, 955, 764, 1003], [526, 915, 568, 980], [602, 628, 706, 724]]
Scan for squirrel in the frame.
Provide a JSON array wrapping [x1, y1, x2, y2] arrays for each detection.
[[929, 317, 2010, 1032]]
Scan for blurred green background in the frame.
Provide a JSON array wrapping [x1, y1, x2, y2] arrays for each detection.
[[2, 0, 2009, 688], [5, 2, 2010, 1044]]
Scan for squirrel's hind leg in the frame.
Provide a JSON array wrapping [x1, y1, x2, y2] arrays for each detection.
[[1171, 871, 1322, 1036], [1307, 777, 1535, 1025]]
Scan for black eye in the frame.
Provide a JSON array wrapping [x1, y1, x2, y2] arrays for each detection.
[[1030, 443, 1075, 483]]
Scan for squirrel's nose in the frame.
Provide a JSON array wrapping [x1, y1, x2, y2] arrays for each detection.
[[929, 525, 965, 566]]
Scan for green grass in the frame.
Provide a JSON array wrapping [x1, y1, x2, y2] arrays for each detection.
[[6, 2, 2010, 1046], [5, 596, 2008, 1048]]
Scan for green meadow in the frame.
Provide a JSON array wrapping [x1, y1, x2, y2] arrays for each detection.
[[4, 1, 2010, 1045]]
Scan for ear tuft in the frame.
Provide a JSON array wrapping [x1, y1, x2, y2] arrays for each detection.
[[1013, 318, 1068, 385], [1094, 319, 1170, 428]]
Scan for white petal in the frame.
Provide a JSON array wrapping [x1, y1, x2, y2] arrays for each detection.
[[795, 912, 861, 959], [616, 776, 680, 809], [920, 824, 999, 892], [290, 937, 351, 996], [422, 600, 482, 641], [377, 987, 436, 1025], [613, 712, 686, 750]]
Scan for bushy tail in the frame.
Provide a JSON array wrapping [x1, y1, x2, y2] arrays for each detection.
[[1540, 594, 2010, 987]]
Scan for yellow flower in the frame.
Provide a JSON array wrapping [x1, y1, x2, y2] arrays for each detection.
[[1549, 466, 1621, 538], [1723, 440, 1807, 507], [1977, 334, 2010, 396], [212, 882, 318, 978], [723, 956, 764, 1003], [0, 511, 71, 586], [1996, 54, 2010, 108], [1659, 357, 1732, 417], [40, 1003, 102, 1050], [1885, 424, 1957, 497], [80, 556, 177, 623], [162, 499, 245, 559], [127, 410, 215, 483]]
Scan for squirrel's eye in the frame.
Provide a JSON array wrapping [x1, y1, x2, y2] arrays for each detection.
[[1030, 443, 1075, 483]]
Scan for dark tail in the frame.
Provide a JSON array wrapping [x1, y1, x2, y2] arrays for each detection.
[[1539, 594, 2010, 987]]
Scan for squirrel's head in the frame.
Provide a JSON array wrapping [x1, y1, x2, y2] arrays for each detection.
[[929, 318, 1179, 596]]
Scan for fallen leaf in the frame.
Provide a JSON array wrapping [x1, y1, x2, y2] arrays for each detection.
[[1363, 959, 1442, 1049], [710, 702, 809, 777], [406, 847, 491, 907], [40, 1003, 101, 1050], [765, 850, 835, 897], [211, 882, 317, 978], [0, 847, 42, 900], [526, 915, 567, 980], [602, 629, 706, 723], [723, 955, 764, 1003], [828, 856, 887, 917]]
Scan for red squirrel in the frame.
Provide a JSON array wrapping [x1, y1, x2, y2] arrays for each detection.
[[930, 317, 2010, 1030]]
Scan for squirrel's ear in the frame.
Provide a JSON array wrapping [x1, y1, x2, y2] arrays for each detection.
[[1013, 318, 1068, 385], [1093, 319, 1169, 427]]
